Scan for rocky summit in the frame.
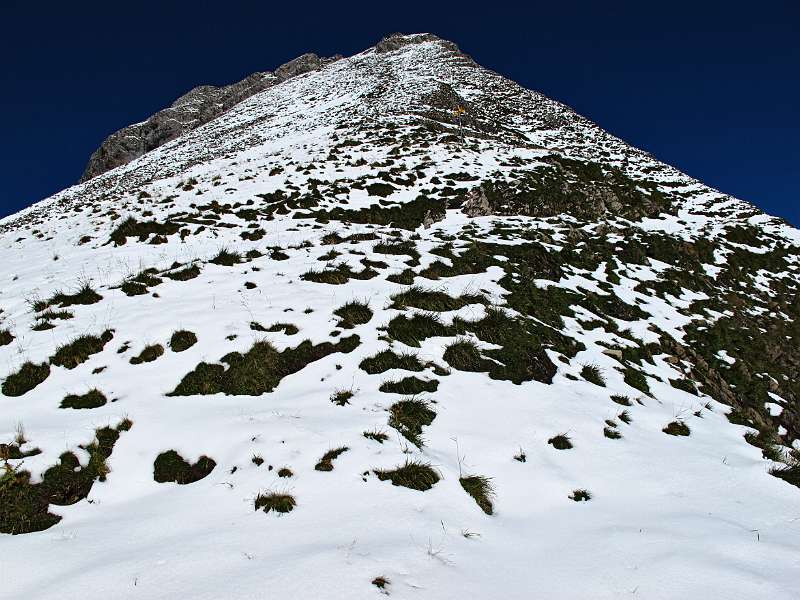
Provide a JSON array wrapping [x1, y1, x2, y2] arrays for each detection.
[[1, 33, 799, 599]]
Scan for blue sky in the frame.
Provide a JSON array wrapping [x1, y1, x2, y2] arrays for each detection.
[[1, 1, 797, 224]]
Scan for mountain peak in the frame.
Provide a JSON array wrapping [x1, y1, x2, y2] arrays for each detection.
[[2, 32, 800, 600]]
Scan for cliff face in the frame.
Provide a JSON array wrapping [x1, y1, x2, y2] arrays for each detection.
[[79, 52, 341, 182]]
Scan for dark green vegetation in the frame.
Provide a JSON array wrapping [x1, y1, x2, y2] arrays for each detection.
[[301, 262, 378, 284], [610, 394, 633, 406], [298, 196, 444, 230], [35, 283, 102, 311], [372, 577, 389, 590], [379, 376, 438, 395], [120, 269, 162, 296], [263, 322, 300, 335], [169, 335, 359, 396], [50, 330, 114, 369], [153, 451, 216, 484], [469, 155, 670, 221], [130, 344, 165, 365], [389, 286, 485, 311], [109, 216, 180, 245], [333, 300, 373, 328], [375, 460, 440, 491], [663, 421, 690, 436], [388, 398, 436, 447], [570, 489, 592, 502], [363, 430, 389, 443], [165, 264, 201, 281], [169, 330, 197, 352], [459, 475, 495, 515], [60, 389, 107, 409], [0, 329, 13, 346], [359, 349, 424, 374], [254, 492, 296, 514], [210, 248, 241, 266], [548, 434, 573, 450], [330, 389, 354, 406], [1, 420, 130, 534], [580, 364, 606, 387], [314, 447, 349, 471], [2, 362, 50, 396]]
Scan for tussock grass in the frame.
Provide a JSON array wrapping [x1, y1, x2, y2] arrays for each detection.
[[60, 389, 107, 409], [388, 398, 436, 447], [610, 394, 632, 406], [662, 421, 690, 436], [459, 475, 495, 515], [1, 420, 129, 534], [265, 322, 300, 335], [165, 264, 201, 281], [443, 338, 490, 372], [330, 388, 354, 406], [0, 329, 14, 346], [548, 434, 573, 450], [569, 489, 592, 502], [603, 426, 622, 439], [37, 283, 102, 311], [254, 491, 296, 514], [153, 450, 216, 484], [315, 447, 349, 471], [169, 335, 359, 396], [581, 364, 606, 387], [50, 330, 114, 369], [379, 376, 438, 395], [386, 312, 448, 347], [169, 330, 197, 352], [278, 467, 293, 478], [374, 460, 440, 491], [2, 362, 50, 396], [333, 300, 373, 328], [210, 247, 242, 266], [363, 429, 389, 444], [372, 576, 389, 590], [130, 344, 164, 365], [390, 285, 485, 312], [359, 349, 424, 374]]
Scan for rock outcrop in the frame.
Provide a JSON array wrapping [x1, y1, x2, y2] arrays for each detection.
[[80, 53, 341, 182]]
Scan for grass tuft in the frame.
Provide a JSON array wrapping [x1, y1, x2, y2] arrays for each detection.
[[459, 475, 495, 515], [2, 362, 50, 396], [379, 376, 438, 395], [333, 300, 373, 329], [169, 330, 197, 352], [569, 489, 592, 502], [315, 447, 349, 471], [60, 389, 107, 409], [662, 421, 690, 436], [388, 398, 436, 447], [359, 349, 424, 374], [374, 460, 440, 491], [580, 364, 606, 386], [50, 330, 114, 370], [548, 434, 573, 450], [153, 450, 216, 484], [130, 344, 164, 365], [254, 491, 296, 514]]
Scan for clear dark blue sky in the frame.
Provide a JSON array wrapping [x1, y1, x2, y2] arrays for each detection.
[[1, 1, 797, 224]]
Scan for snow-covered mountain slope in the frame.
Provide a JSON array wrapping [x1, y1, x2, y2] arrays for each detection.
[[2, 33, 799, 599]]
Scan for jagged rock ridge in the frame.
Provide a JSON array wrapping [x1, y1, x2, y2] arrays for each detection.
[[79, 52, 342, 182]]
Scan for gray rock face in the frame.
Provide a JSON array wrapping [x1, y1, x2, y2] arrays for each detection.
[[80, 53, 341, 182]]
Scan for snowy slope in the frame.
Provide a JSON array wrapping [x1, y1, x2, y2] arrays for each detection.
[[1, 33, 799, 600]]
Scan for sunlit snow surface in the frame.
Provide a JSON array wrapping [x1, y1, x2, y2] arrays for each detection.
[[1, 34, 798, 600]]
